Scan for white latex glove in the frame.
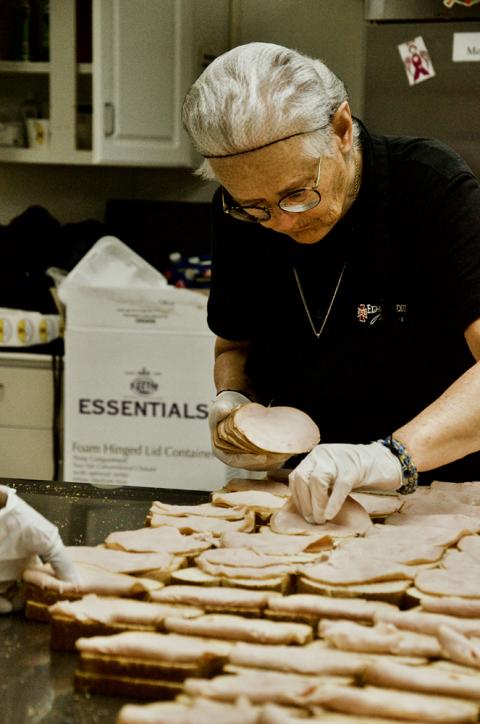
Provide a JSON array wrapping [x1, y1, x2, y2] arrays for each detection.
[[209, 390, 291, 471], [0, 485, 80, 592], [289, 442, 403, 523]]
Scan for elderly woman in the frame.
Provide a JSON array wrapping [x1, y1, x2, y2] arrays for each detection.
[[182, 42, 480, 523]]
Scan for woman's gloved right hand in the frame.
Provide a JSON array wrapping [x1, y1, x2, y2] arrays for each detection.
[[208, 390, 291, 471], [289, 442, 403, 523]]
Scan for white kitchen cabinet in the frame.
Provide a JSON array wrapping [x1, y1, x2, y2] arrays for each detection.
[[0, 353, 60, 480], [0, 0, 228, 167], [93, 0, 194, 166], [0, 0, 91, 165]]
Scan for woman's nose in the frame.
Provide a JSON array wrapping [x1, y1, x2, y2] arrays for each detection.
[[261, 208, 299, 232]]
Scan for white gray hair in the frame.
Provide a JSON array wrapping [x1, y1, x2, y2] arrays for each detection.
[[182, 42, 359, 180]]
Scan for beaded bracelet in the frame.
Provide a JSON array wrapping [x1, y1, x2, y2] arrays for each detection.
[[378, 435, 418, 494]]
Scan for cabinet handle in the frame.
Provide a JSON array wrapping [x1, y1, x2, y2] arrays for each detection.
[[0, 384, 4, 402], [104, 103, 115, 137]]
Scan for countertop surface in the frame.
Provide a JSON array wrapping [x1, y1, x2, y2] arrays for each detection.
[[0, 478, 210, 724]]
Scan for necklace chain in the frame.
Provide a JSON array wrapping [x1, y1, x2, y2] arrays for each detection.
[[352, 152, 360, 201], [293, 261, 347, 340], [292, 152, 358, 340]]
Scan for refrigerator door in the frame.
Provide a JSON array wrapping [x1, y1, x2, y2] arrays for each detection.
[[364, 20, 480, 176], [365, 0, 480, 22]]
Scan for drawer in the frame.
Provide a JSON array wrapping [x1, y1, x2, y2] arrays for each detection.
[[0, 428, 54, 479], [0, 366, 54, 428]]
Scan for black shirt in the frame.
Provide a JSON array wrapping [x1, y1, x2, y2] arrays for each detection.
[[207, 123, 480, 482]]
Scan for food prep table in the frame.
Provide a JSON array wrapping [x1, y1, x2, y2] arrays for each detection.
[[0, 478, 210, 724]]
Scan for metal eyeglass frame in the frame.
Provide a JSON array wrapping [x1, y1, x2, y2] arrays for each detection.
[[221, 156, 323, 223]]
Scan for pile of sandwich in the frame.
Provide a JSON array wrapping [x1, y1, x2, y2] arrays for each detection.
[[19, 404, 480, 723]]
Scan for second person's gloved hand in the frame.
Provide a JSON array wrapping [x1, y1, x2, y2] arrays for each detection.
[[289, 442, 403, 523], [208, 390, 291, 470], [0, 485, 80, 602]]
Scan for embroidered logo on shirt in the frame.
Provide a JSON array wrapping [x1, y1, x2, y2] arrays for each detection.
[[356, 303, 407, 324], [357, 304, 383, 324]]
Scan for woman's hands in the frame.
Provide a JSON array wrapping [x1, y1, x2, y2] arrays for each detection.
[[289, 442, 403, 523], [209, 391, 291, 470]]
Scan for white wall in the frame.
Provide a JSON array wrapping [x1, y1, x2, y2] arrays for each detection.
[[0, 0, 365, 226]]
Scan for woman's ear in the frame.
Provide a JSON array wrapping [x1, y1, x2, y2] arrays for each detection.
[[331, 101, 353, 153]]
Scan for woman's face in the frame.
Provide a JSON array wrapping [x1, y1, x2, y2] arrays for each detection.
[[210, 106, 356, 245]]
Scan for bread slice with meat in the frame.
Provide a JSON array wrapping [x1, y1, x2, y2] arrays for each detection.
[[49, 594, 204, 651], [74, 631, 231, 699], [22, 564, 163, 622]]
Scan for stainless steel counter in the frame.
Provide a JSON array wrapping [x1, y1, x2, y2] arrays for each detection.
[[0, 478, 210, 724]]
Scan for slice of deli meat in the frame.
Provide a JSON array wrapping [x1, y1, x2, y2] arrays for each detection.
[[148, 512, 255, 534], [183, 669, 323, 706], [261, 703, 424, 724], [169, 566, 290, 593], [23, 562, 162, 596], [363, 659, 480, 700], [399, 494, 478, 518], [163, 613, 313, 645], [430, 481, 480, 508], [194, 548, 312, 579], [356, 523, 466, 564], [267, 593, 396, 622], [385, 513, 480, 535], [415, 566, 480, 598], [104, 527, 215, 555], [437, 624, 480, 669], [65, 546, 180, 574], [270, 498, 372, 537], [230, 641, 369, 676], [373, 605, 480, 636], [186, 674, 478, 721], [75, 630, 232, 661], [441, 549, 480, 571], [420, 594, 480, 618], [313, 684, 479, 723], [220, 478, 291, 497], [231, 403, 320, 454], [149, 501, 248, 520], [350, 492, 404, 517], [150, 585, 276, 612], [211, 490, 287, 515], [220, 529, 334, 555], [302, 548, 414, 586], [48, 594, 203, 625], [337, 534, 443, 567], [297, 576, 412, 603], [117, 698, 260, 724], [319, 620, 442, 657], [458, 534, 480, 561]]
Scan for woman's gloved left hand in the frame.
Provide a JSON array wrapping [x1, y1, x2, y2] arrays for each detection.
[[289, 442, 403, 523], [208, 391, 291, 470]]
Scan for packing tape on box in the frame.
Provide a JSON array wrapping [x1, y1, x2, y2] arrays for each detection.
[[0, 308, 63, 347]]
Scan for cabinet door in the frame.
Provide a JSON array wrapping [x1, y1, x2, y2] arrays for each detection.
[[93, 0, 194, 166]]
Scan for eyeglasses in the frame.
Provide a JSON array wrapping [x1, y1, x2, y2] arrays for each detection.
[[221, 157, 323, 223]]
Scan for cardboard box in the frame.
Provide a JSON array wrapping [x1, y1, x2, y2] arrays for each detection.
[[63, 285, 225, 490]]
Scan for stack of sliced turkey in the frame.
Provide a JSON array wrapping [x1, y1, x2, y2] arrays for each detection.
[[213, 402, 320, 456]]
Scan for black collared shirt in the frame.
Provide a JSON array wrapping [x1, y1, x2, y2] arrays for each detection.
[[207, 122, 480, 482]]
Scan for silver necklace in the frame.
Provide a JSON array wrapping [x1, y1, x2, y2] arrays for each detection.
[[293, 153, 358, 340], [293, 261, 347, 339]]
